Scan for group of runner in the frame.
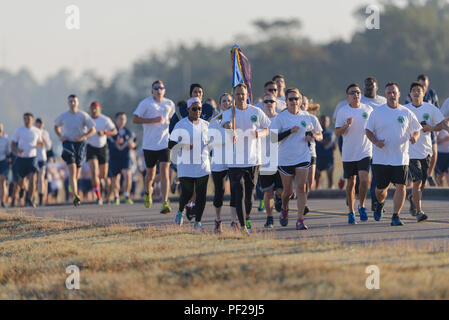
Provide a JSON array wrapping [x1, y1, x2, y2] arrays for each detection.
[[1, 74, 449, 234]]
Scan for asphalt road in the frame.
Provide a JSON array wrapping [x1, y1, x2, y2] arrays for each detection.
[[2, 197, 449, 248]]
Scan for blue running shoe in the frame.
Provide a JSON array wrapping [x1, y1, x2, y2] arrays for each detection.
[[358, 206, 368, 222], [348, 212, 357, 225], [193, 222, 204, 232], [174, 211, 185, 226], [374, 202, 384, 221], [391, 215, 404, 226]]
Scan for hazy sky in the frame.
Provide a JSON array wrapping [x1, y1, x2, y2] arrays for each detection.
[[0, 0, 376, 82]]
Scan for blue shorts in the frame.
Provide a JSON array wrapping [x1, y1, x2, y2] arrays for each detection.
[[13, 157, 38, 179], [0, 159, 8, 176], [62, 141, 87, 168], [316, 156, 334, 171], [109, 155, 130, 176]]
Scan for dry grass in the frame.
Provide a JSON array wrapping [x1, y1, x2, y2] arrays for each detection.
[[1, 212, 449, 300]]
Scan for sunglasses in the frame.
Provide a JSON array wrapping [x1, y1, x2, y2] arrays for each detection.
[[348, 90, 361, 95], [267, 88, 277, 92], [153, 86, 165, 91], [288, 97, 300, 102], [191, 107, 202, 112], [264, 100, 276, 104]]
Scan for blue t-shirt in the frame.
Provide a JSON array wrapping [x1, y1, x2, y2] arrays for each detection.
[[316, 129, 335, 159], [108, 127, 136, 160]]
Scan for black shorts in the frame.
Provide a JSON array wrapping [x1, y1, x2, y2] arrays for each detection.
[[436, 152, 449, 174], [373, 164, 408, 189], [143, 149, 170, 168], [316, 156, 334, 171], [409, 156, 430, 183], [0, 159, 8, 176], [13, 157, 38, 179], [278, 162, 311, 176], [109, 156, 131, 177], [86, 144, 109, 165], [62, 141, 87, 168], [343, 157, 371, 179], [259, 171, 283, 192]]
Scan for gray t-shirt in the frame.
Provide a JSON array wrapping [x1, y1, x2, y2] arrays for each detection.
[[55, 110, 95, 142]]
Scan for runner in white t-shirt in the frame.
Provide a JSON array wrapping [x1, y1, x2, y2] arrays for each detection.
[[404, 82, 449, 221], [441, 98, 449, 118], [86, 101, 117, 205], [270, 88, 322, 231], [436, 129, 449, 186], [273, 74, 286, 102], [335, 83, 373, 224], [34, 118, 52, 207], [170, 97, 210, 232], [11, 113, 43, 208], [208, 93, 234, 233], [0, 123, 10, 208], [133, 80, 175, 213], [365, 83, 421, 226], [221, 84, 271, 234]]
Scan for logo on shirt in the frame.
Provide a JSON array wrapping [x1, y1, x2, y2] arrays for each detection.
[[423, 113, 430, 121], [300, 120, 307, 128], [250, 115, 258, 123], [397, 116, 405, 124], [362, 112, 368, 119]]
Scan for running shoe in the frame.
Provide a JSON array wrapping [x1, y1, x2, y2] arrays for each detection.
[[279, 209, 289, 227], [427, 176, 436, 187], [1, 202, 5, 208], [73, 195, 81, 207], [296, 218, 308, 230], [97, 198, 103, 206], [304, 206, 309, 215], [416, 211, 428, 222], [358, 206, 368, 221], [160, 201, 171, 214], [407, 193, 417, 216], [230, 221, 239, 230], [124, 196, 134, 205], [214, 220, 223, 234], [114, 196, 120, 205], [241, 226, 250, 236], [264, 216, 274, 229], [371, 200, 377, 212], [258, 200, 265, 212], [338, 178, 345, 190], [26, 199, 36, 208], [144, 192, 152, 208], [348, 212, 357, 225], [174, 211, 185, 226], [185, 205, 196, 221], [246, 217, 252, 230], [374, 202, 384, 221], [274, 194, 282, 212], [193, 222, 204, 232], [391, 215, 404, 226]]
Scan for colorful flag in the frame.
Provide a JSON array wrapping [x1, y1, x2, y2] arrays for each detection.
[[231, 45, 253, 104]]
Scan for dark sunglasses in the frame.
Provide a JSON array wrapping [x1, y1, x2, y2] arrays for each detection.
[[191, 107, 202, 112], [348, 90, 361, 95], [264, 100, 276, 104], [288, 97, 300, 102], [267, 88, 277, 92], [153, 86, 165, 90]]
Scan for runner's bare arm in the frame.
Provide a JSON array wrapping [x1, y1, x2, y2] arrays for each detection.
[[365, 129, 385, 148], [133, 115, 163, 124]]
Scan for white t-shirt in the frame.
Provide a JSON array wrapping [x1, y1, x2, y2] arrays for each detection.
[[361, 95, 387, 108], [221, 105, 271, 168], [133, 96, 175, 151], [0, 136, 9, 161], [170, 117, 210, 178], [54, 110, 96, 142], [405, 102, 445, 159], [335, 103, 373, 162], [270, 110, 322, 166], [37, 129, 51, 162], [437, 129, 449, 153], [441, 98, 449, 118], [307, 113, 321, 158], [332, 99, 348, 123], [11, 126, 42, 158], [87, 114, 116, 148], [366, 104, 421, 166], [255, 98, 286, 114], [208, 113, 227, 172]]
